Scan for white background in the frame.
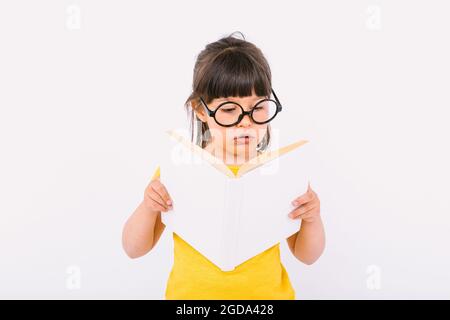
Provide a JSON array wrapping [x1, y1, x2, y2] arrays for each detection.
[[1, 0, 449, 299]]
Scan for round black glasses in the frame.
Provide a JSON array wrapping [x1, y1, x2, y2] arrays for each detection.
[[199, 88, 283, 127]]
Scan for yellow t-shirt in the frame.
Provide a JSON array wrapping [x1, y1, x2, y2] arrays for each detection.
[[152, 165, 296, 300]]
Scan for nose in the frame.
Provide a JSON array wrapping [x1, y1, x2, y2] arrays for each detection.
[[237, 112, 253, 128]]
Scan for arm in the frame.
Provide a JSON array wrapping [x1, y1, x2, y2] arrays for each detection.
[[287, 217, 325, 265], [286, 183, 325, 265], [122, 200, 166, 259], [122, 169, 173, 259]]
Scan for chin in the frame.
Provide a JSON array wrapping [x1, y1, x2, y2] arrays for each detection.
[[233, 142, 258, 153]]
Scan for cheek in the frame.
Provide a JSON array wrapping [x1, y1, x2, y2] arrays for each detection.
[[255, 125, 268, 143], [207, 122, 228, 143]]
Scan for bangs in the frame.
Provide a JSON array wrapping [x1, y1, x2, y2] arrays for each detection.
[[198, 49, 272, 103]]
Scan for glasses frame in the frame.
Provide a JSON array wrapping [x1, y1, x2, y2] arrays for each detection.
[[199, 88, 283, 127]]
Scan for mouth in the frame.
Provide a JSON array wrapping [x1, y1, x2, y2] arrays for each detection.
[[233, 134, 254, 144]]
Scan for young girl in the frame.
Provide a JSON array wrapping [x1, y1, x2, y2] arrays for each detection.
[[122, 32, 325, 300]]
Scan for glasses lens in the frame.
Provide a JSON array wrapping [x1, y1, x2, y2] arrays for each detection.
[[215, 103, 242, 126], [252, 100, 278, 123]]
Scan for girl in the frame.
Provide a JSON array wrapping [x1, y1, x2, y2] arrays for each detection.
[[122, 32, 325, 299]]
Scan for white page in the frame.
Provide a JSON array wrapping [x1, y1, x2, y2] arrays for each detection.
[[235, 144, 311, 265], [159, 133, 229, 269], [160, 130, 312, 271]]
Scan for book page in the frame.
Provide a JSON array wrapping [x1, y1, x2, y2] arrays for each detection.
[[160, 132, 229, 269], [235, 142, 312, 265]]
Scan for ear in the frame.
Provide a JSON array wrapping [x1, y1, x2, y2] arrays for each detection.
[[192, 100, 207, 123], [195, 109, 207, 122]]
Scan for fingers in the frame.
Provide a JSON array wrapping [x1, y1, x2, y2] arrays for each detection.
[[291, 188, 315, 207], [288, 202, 317, 219], [151, 180, 173, 208], [144, 179, 173, 212], [146, 190, 169, 212]]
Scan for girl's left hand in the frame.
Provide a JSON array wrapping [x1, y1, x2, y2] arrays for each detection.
[[288, 182, 321, 223]]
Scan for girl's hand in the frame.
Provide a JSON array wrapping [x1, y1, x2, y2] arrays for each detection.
[[143, 177, 173, 213], [288, 182, 320, 223]]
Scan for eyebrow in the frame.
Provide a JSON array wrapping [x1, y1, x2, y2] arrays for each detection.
[[216, 96, 267, 103]]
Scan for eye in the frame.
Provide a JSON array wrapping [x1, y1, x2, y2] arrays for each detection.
[[222, 107, 236, 112]]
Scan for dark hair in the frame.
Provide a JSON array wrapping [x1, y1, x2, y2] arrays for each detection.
[[184, 32, 272, 151]]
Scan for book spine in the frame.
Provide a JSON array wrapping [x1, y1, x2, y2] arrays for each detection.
[[219, 178, 244, 271]]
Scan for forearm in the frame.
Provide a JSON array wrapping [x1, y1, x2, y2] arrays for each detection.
[[122, 200, 159, 259], [294, 217, 325, 265]]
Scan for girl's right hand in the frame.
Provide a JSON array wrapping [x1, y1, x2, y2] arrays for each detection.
[[143, 178, 173, 213]]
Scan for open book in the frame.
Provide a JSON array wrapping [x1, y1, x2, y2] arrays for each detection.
[[160, 129, 313, 271]]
